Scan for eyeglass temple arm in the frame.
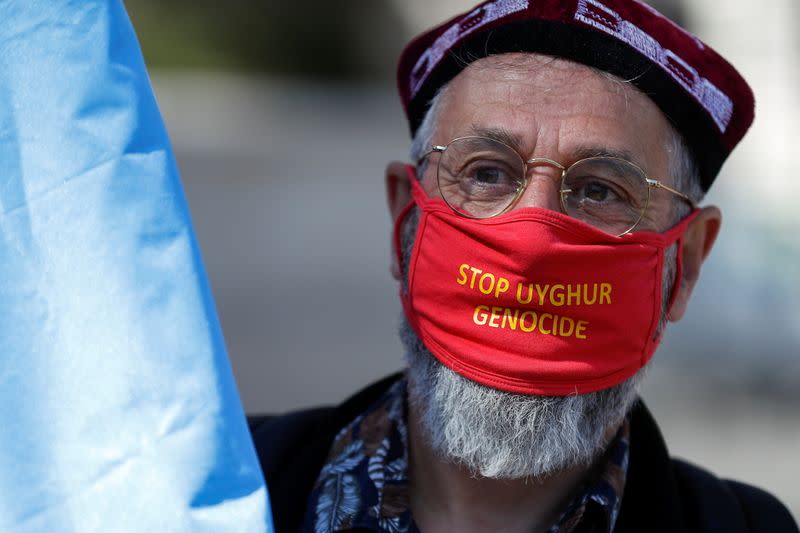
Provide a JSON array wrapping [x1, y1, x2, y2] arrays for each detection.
[[646, 178, 697, 208], [416, 145, 447, 166]]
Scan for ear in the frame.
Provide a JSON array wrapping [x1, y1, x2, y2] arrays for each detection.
[[386, 161, 412, 280], [667, 206, 721, 322]]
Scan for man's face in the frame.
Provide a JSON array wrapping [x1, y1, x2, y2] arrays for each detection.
[[386, 53, 721, 480], [420, 53, 677, 231]]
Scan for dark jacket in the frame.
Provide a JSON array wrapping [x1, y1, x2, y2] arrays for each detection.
[[249, 374, 798, 533]]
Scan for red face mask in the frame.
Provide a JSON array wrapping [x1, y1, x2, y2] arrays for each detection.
[[395, 166, 698, 396]]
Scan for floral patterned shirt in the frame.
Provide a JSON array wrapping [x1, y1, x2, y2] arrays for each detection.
[[303, 378, 629, 533]]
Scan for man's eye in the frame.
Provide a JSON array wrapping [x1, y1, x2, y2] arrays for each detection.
[[472, 166, 505, 185], [463, 161, 517, 188], [583, 181, 613, 201], [576, 179, 622, 203]]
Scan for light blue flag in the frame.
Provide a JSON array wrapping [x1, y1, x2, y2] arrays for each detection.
[[0, 1, 273, 531]]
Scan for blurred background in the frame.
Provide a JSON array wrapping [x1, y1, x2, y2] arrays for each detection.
[[125, 0, 799, 518]]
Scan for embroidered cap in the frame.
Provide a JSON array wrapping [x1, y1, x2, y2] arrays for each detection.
[[397, 0, 755, 191]]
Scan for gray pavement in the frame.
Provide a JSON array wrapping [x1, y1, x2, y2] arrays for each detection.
[[152, 72, 799, 519]]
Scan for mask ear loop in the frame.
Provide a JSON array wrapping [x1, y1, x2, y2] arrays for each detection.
[[393, 198, 417, 283], [392, 164, 425, 283], [662, 208, 699, 318], [664, 235, 685, 317]]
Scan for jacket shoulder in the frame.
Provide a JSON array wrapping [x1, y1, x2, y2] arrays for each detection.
[[727, 479, 798, 533], [247, 373, 404, 473], [246, 373, 404, 533], [248, 406, 334, 475], [618, 401, 797, 533], [248, 407, 336, 533], [671, 458, 798, 533]]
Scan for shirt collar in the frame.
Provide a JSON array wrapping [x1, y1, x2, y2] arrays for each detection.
[[303, 378, 414, 532], [547, 417, 631, 533]]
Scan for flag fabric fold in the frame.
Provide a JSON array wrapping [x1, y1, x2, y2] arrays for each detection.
[[0, 1, 272, 531]]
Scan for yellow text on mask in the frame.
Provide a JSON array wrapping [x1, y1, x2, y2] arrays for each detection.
[[456, 263, 612, 306], [456, 263, 511, 299], [472, 305, 589, 340]]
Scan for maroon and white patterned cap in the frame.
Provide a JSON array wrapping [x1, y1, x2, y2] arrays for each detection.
[[397, 0, 755, 190]]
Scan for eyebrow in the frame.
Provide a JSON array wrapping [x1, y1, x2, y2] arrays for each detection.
[[466, 125, 525, 153], [459, 129, 651, 174], [571, 145, 644, 168]]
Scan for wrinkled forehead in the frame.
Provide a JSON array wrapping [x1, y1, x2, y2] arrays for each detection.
[[435, 52, 669, 143], [448, 53, 636, 97], [429, 52, 675, 185], [461, 53, 605, 77]]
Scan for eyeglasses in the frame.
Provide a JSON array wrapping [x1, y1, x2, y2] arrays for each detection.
[[419, 136, 695, 236]]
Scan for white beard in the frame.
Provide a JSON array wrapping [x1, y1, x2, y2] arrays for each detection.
[[400, 318, 645, 480]]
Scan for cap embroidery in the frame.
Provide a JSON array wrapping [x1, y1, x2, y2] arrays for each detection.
[[409, 0, 529, 97], [575, 0, 733, 132]]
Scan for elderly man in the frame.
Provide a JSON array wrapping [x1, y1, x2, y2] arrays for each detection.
[[250, 1, 798, 532]]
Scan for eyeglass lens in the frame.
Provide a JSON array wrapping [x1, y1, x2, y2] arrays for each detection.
[[436, 136, 651, 235]]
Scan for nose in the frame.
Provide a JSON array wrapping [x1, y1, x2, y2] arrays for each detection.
[[513, 158, 564, 212]]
